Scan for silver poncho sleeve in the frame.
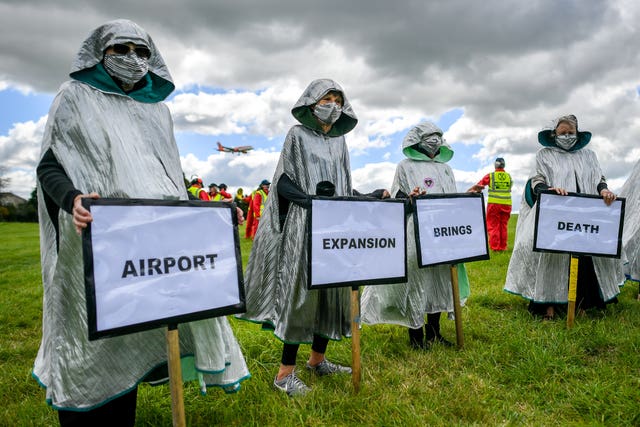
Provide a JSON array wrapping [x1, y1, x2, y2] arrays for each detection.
[[620, 159, 640, 281]]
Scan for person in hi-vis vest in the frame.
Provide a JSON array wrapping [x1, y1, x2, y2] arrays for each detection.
[[246, 180, 270, 239], [470, 157, 512, 251], [188, 177, 210, 200]]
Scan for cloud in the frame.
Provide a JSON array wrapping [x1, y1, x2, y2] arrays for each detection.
[[351, 162, 396, 193], [0, 116, 46, 197], [1, 0, 639, 201], [180, 150, 280, 195]]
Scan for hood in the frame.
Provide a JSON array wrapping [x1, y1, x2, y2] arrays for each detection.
[[402, 121, 453, 163], [69, 19, 174, 102], [537, 129, 592, 152], [291, 78, 358, 137]]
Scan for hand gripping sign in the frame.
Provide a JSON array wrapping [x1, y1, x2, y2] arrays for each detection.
[[82, 199, 245, 340]]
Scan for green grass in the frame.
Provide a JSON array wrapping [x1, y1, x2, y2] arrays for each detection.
[[1, 219, 639, 426]]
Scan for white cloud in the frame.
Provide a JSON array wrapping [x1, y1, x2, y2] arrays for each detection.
[[2, 0, 640, 203], [0, 116, 46, 198], [180, 150, 280, 195], [351, 162, 396, 194]]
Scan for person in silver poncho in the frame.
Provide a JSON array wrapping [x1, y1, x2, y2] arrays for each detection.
[[504, 115, 624, 320], [361, 122, 470, 349], [619, 159, 640, 292], [238, 79, 357, 396], [34, 20, 249, 425]]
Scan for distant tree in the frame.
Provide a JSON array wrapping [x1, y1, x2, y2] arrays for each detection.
[[0, 165, 10, 192], [0, 206, 9, 221], [28, 187, 38, 210], [14, 202, 37, 222]]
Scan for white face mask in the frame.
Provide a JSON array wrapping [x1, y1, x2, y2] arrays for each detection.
[[555, 134, 578, 150], [313, 102, 342, 125], [103, 52, 149, 86], [418, 134, 442, 156]]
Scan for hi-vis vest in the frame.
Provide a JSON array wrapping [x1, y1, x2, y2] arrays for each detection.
[[488, 171, 512, 205], [188, 186, 206, 199], [255, 189, 268, 216], [209, 192, 223, 201]]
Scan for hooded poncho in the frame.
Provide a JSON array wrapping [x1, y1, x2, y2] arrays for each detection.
[[34, 19, 248, 410], [361, 122, 469, 328], [504, 125, 624, 304], [620, 160, 640, 282], [237, 79, 357, 343]]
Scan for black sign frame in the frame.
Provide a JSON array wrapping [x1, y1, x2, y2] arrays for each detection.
[[532, 191, 625, 258], [413, 192, 490, 268], [306, 196, 408, 289], [82, 198, 245, 340]]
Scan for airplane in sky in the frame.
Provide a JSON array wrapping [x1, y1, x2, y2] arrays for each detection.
[[216, 141, 254, 154]]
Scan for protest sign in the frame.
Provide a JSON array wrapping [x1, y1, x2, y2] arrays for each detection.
[[308, 197, 407, 289], [82, 199, 244, 340], [414, 193, 489, 267], [533, 192, 624, 257]]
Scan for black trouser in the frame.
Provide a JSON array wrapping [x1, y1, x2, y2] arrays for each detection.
[[408, 312, 442, 346], [281, 334, 330, 365], [58, 387, 137, 427]]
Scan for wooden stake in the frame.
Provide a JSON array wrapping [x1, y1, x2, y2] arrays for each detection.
[[167, 324, 186, 427], [350, 286, 361, 393], [450, 265, 464, 349], [567, 255, 579, 329]]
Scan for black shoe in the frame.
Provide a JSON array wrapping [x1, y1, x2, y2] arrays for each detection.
[[427, 334, 455, 347], [409, 340, 426, 350]]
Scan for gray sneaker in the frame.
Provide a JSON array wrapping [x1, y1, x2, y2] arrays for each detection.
[[305, 359, 352, 376], [273, 371, 311, 396]]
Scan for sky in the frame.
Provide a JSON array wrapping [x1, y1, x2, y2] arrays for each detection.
[[1, 0, 639, 211]]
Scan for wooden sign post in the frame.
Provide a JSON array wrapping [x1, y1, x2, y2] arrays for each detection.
[[309, 197, 407, 393], [350, 286, 361, 392], [167, 325, 186, 427], [566, 255, 579, 329], [449, 265, 464, 349]]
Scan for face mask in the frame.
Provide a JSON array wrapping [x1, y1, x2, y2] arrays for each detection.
[[103, 52, 149, 87], [555, 134, 578, 151], [418, 134, 442, 156], [313, 102, 342, 125]]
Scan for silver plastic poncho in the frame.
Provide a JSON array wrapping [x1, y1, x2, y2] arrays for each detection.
[[361, 122, 469, 328], [34, 20, 248, 410], [504, 132, 624, 303], [620, 159, 640, 281], [237, 79, 357, 343]]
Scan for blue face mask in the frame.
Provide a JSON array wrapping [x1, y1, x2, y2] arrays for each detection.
[[555, 134, 578, 150], [313, 102, 342, 125]]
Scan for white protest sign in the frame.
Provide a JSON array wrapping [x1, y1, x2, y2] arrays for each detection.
[[414, 194, 489, 267], [83, 200, 244, 339], [533, 192, 624, 257], [309, 198, 406, 288]]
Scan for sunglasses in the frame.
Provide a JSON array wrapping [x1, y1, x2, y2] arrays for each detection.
[[110, 43, 151, 59]]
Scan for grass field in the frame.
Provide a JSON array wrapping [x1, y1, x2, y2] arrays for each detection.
[[1, 219, 639, 426]]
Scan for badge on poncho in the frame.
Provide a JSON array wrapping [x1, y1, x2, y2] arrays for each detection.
[[424, 177, 434, 190]]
